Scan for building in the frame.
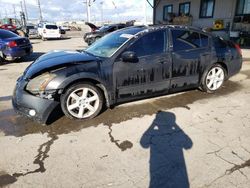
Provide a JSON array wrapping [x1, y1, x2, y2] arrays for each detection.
[[153, 0, 250, 30]]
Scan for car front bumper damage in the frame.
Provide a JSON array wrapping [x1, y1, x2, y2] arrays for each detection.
[[12, 78, 60, 124]]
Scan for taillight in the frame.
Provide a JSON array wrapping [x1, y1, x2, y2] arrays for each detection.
[[43, 29, 46, 33], [235, 44, 242, 56], [7, 41, 17, 48]]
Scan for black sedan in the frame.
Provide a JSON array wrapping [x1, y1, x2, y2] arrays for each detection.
[[12, 25, 242, 124], [84, 23, 133, 45]]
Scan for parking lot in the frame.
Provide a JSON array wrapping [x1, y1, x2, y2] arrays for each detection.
[[0, 32, 250, 187]]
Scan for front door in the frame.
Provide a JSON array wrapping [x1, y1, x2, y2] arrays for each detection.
[[113, 29, 172, 102]]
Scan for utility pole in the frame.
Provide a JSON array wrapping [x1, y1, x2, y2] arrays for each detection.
[[20, 1, 24, 13], [86, 0, 91, 22], [5, 9, 8, 18], [84, 0, 96, 22], [112, 1, 119, 23], [100, 1, 104, 25], [13, 4, 17, 20], [23, 0, 29, 20], [37, 0, 43, 21]]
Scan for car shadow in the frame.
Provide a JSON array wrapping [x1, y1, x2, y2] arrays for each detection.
[[140, 111, 193, 188], [0, 52, 45, 65], [15, 52, 45, 63], [45, 37, 71, 41], [0, 96, 12, 102]]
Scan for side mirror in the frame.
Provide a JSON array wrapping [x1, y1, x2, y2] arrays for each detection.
[[121, 51, 139, 63]]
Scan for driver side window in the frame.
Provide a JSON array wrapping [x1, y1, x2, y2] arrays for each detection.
[[127, 30, 167, 57]]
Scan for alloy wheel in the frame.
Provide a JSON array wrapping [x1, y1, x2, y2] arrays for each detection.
[[206, 66, 225, 91], [66, 87, 100, 119]]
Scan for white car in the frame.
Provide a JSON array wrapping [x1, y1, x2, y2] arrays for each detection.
[[38, 23, 61, 40]]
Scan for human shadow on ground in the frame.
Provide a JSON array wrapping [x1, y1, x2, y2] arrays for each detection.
[[140, 111, 193, 188]]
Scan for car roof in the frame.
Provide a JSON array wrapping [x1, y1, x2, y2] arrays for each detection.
[[127, 25, 212, 36]]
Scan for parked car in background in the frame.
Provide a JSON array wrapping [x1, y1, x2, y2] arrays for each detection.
[[27, 25, 38, 38], [38, 23, 61, 41], [59, 26, 66, 35], [12, 25, 242, 124], [60, 26, 70, 31], [84, 21, 134, 45], [0, 29, 32, 62], [0, 24, 19, 35]]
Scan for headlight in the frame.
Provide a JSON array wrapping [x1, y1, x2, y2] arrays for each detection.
[[86, 34, 94, 38], [26, 73, 56, 94]]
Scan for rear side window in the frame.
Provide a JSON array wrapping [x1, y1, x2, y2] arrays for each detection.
[[0, 30, 18, 39], [128, 30, 166, 57], [108, 26, 116, 32], [172, 29, 209, 51], [213, 37, 227, 48], [172, 29, 200, 51], [45, 25, 58, 29]]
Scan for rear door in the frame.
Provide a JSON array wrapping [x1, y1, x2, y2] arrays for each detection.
[[170, 29, 211, 91], [114, 29, 172, 102]]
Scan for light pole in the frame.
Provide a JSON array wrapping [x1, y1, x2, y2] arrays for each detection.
[[23, 0, 28, 20], [37, 0, 43, 21], [86, 0, 91, 22], [100, 1, 103, 25]]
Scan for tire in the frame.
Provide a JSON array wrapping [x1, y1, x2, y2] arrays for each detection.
[[0, 52, 4, 64], [42, 35, 46, 41], [60, 83, 104, 120], [201, 64, 226, 93]]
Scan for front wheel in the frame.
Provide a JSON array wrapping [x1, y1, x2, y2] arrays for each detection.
[[201, 64, 226, 93], [61, 83, 103, 120]]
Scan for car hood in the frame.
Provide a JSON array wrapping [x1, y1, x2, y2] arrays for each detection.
[[85, 22, 99, 30], [23, 50, 98, 79]]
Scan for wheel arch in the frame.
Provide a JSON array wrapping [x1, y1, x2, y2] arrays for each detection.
[[59, 76, 111, 108], [216, 62, 228, 78], [201, 61, 229, 81]]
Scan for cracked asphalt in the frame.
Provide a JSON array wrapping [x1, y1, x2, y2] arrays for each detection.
[[0, 34, 250, 188]]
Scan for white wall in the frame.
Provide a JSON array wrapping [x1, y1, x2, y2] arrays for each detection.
[[155, 0, 237, 28]]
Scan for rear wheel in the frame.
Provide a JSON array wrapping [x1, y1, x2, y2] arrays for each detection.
[[61, 83, 103, 120], [42, 35, 46, 41], [201, 64, 226, 93]]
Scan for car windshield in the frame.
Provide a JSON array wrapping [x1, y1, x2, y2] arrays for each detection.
[[85, 27, 144, 58], [46, 25, 58, 29], [0, 29, 18, 39]]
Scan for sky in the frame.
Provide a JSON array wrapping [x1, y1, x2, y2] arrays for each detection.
[[0, 0, 153, 23]]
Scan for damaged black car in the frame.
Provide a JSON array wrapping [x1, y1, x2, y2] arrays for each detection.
[[84, 21, 135, 45], [12, 25, 242, 124]]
